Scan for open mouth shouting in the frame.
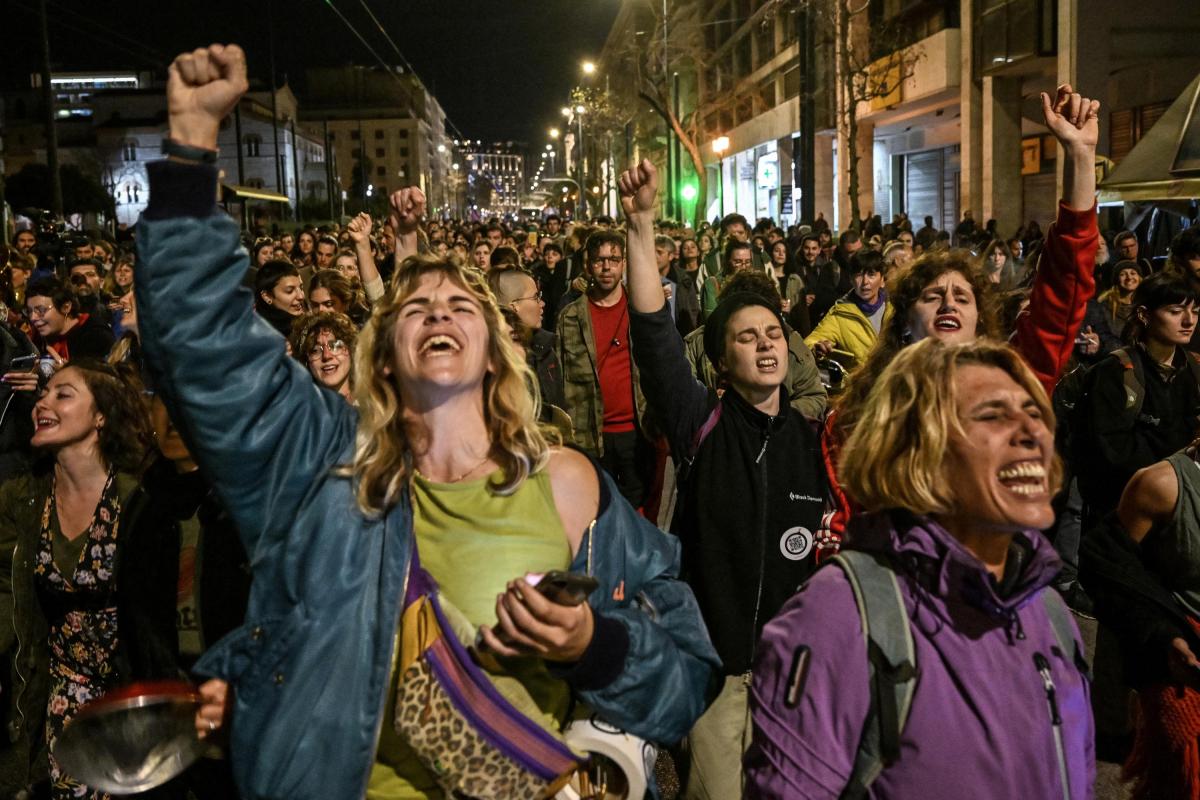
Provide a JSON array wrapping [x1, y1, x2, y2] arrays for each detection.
[[35, 415, 59, 432], [419, 333, 463, 357], [934, 313, 962, 333], [756, 354, 779, 372], [996, 459, 1047, 497]]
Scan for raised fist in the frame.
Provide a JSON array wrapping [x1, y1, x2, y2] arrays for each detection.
[[618, 159, 658, 219], [167, 44, 249, 151], [389, 188, 426, 236], [1040, 84, 1099, 152], [346, 212, 373, 245]]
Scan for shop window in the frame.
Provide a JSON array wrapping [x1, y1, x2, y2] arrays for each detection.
[[1110, 102, 1171, 164]]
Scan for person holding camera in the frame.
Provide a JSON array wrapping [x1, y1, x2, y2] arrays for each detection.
[[135, 43, 718, 800]]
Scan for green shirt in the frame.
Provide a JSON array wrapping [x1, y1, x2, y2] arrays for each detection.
[[367, 468, 573, 799]]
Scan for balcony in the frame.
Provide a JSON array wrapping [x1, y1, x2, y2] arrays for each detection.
[[862, 27, 962, 119], [974, 0, 1056, 77]]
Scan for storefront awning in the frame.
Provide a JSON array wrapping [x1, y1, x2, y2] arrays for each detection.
[[1098, 71, 1200, 204], [221, 184, 290, 204]]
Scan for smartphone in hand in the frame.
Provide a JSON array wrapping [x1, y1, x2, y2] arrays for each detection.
[[524, 571, 599, 606]]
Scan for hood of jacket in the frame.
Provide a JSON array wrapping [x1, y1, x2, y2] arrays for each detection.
[[846, 511, 1064, 619]]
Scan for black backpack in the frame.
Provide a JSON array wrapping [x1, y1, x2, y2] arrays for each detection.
[[1060, 347, 1200, 467]]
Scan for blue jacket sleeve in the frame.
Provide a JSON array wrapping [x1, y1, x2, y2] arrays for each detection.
[[557, 472, 722, 744], [630, 305, 714, 459], [135, 160, 356, 560]]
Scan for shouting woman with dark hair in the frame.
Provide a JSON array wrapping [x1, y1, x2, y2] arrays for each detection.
[[824, 84, 1103, 541]]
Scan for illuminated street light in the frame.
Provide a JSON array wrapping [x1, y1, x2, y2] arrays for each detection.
[[582, 61, 596, 75], [549, 127, 560, 139], [712, 136, 730, 216], [437, 144, 446, 153], [561, 107, 572, 117], [574, 104, 586, 115], [451, 163, 459, 170], [546, 144, 554, 151]]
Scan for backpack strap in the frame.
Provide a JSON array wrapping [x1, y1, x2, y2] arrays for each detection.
[[1043, 588, 1091, 678], [1113, 347, 1144, 413], [678, 401, 723, 483], [829, 551, 918, 800]]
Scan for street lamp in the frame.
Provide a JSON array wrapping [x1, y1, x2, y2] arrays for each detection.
[[582, 60, 597, 76], [549, 127, 560, 139], [712, 136, 730, 217], [573, 106, 586, 220]]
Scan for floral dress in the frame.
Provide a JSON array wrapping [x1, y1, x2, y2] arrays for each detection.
[[34, 474, 120, 800]]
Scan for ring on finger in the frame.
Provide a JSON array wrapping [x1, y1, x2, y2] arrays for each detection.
[[208, 720, 217, 732]]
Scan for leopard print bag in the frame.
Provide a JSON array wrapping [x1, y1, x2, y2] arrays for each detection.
[[393, 550, 584, 799]]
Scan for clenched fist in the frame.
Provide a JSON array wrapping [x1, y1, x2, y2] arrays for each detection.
[[389, 187, 426, 236], [167, 44, 249, 151], [1040, 84, 1099, 153], [618, 159, 659, 221]]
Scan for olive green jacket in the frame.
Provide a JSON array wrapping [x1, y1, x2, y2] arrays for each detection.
[[682, 325, 827, 420], [555, 293, 649, 456], [0, 471, 166, 797]]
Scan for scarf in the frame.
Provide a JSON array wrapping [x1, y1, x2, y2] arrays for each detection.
[[850, 288, 887, 318]]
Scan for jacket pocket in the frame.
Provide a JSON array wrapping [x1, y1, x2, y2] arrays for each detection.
[[192, 606, 309, 697]]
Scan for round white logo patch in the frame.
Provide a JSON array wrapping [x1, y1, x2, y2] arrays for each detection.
[[779, 527, 814, 561]]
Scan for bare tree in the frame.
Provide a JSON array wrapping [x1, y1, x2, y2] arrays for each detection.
[[808, 0, 922, 229], [608, 0, 776, 228]]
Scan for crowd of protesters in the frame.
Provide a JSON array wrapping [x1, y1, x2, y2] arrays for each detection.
[[0, 41, 1199, 800]]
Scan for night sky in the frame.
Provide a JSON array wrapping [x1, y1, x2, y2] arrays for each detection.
[[4, 0, 622, 144]]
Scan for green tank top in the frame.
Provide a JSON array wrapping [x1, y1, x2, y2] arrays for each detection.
[[367, 468, 573, 799], [1143, 451, 1200, 619]]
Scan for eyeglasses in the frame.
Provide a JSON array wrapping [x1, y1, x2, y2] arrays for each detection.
[[591, 255, 624, 266], [512, 291, 543, 304], [729, 258, 754, 268], [308, 339, 349, 360], [27, 305, 54, 318]]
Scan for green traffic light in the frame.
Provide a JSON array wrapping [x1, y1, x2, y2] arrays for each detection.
[[681, 184, 697, 201]]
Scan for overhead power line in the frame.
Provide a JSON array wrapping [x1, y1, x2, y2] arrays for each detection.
[[350, 0, 468, 142]]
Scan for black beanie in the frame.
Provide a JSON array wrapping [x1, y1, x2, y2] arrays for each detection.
[[703, 291, 787, 367]]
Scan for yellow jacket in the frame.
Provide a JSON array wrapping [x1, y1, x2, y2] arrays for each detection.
[[803, 299, 894, 366]]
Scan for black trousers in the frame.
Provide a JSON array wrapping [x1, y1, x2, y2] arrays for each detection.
[[600, 430, 655, 510]]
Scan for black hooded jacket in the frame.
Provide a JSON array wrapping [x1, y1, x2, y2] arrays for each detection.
[[631, 304, 827, 674]]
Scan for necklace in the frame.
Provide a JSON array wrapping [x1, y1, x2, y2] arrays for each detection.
[[419, 452, 492, 484]]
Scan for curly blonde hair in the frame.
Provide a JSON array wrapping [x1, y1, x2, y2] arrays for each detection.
[[345, 254, 555, 515], [839, 338, 1062, 516]]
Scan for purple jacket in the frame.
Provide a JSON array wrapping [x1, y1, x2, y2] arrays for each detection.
[[745, 512, 1094, 799]]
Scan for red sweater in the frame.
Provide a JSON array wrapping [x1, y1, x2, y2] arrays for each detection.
[[822, 201, 1098, 543]]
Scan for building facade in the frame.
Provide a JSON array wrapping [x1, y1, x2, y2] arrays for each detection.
[[600, 0, 1200, 234], [3, 71, 333, 226], [300, 66, 454, 217]]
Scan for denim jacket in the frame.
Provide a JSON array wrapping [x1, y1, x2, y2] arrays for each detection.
[[135, 161, 720, 800]]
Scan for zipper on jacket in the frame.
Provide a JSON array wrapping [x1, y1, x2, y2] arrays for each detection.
[[10, 535, 27, 743], [1034, 652, 1071, 800], [749, 426, 771, 662]]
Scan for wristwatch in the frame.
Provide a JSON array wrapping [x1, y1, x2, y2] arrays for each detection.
[[161, 138, 219, 164]]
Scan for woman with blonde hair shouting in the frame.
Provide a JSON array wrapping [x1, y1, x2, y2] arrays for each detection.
[[134, 43, 718, 800]]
